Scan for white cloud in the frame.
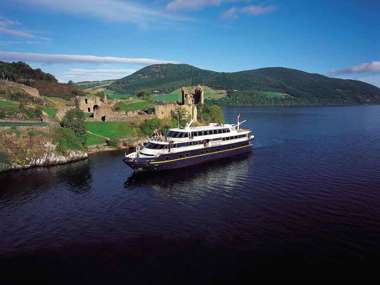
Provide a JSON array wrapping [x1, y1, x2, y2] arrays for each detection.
[[222, 4, 276, 19], [166, 0, 253, 12], [0, 17, 37, 39], [61, 68, 136, 82], [222, 7, 239, 19], [331, 61, 380, 75], [167, 0, 221, 11], [16, 0, 190, 25], [241, 5, 276, 15], [0, 51, 177, 65]]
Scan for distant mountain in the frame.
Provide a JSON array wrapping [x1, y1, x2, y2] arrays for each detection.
[[75, 79, 116, 89], [109, 64, 380, 105], [0, 61, 83, 99]]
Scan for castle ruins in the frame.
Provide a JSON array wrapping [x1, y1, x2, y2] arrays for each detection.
[[75, 85, 205, 123]]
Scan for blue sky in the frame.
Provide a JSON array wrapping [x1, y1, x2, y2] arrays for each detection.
[[0, 0, 379, 86]]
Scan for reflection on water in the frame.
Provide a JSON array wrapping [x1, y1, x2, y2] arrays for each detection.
[[0, 159, 92, 204], [125, 153, 251, 191]]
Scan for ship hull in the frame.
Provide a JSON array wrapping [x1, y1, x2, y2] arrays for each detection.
[[123, 140, 252, 172]]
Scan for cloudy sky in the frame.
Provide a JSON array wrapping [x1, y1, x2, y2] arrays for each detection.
[[0, 0, 379, 85]]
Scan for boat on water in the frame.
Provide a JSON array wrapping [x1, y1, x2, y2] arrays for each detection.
[[123, 116, 254, 171]]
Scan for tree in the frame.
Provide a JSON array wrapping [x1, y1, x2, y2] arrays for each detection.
[[61, 109, 86, 144], [136, 90, 151, 99], [198, 104, 224, 124], [208, 105, 224, 124], [173, 107, 190, 128]]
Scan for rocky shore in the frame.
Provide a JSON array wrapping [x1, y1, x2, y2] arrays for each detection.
[[1, 150, 88, 172], [0, 128, 145, 173]]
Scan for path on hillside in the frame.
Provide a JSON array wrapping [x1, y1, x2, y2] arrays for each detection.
[[86, 130, 110, 140]]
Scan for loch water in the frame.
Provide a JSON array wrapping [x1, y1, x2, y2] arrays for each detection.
[[1, 106, 380, 283]]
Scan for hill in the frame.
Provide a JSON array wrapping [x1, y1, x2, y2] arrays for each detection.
[[75, 79, 116, 89], [0, 61, 56, 83], [0, 61, 84, 100], [109, 64, 380, 105]]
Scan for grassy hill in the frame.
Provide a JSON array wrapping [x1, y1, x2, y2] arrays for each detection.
[[75, 79, 116, 89], [0, 61, 56, 83], [109, 64, 380, 105], [0, 61, 84, 100]]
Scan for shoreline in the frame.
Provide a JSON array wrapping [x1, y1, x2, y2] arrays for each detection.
[[0, 141, 141, 174]]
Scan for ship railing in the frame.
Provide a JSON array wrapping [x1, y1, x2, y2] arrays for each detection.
[[149, 135, 167, 142]]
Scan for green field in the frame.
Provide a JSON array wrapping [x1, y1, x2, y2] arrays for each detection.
[[114, 99, 151, 112], [85, 132, 106, 145], [153, 91, 180, 103], [105, 89, 131, 99], [0, 99, 19, 112], [42, 106, 57, 118], [85, 121, 134, 145]]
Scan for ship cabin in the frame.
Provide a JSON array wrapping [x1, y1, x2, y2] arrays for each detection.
[[138, 124, 251, 157]]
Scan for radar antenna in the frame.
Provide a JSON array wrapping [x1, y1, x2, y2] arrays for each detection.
[[235, 114, 246, 131]]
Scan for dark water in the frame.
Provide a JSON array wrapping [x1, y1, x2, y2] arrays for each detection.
[[1, 106, 380, 283]]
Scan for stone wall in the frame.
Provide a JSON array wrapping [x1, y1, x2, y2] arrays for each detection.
[[76, 96, 103, 113], [154, 103, 177, 119], [76, 95, 131, 122]]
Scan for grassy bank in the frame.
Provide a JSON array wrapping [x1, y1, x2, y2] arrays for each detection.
[[42, 106, 57, 119], [113, 99, 151, 112], [85, 121, 137, 146]]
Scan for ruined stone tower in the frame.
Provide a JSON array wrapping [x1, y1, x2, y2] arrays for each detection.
[[180, 85, 204, 106]]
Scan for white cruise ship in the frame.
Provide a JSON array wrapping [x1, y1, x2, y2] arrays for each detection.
[[124, 116, 254, 171]]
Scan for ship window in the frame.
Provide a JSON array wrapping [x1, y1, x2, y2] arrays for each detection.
[[145, 143, 167, 149], [167, 131, 177, 137]]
